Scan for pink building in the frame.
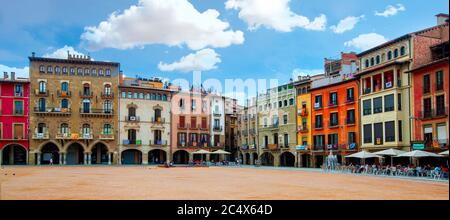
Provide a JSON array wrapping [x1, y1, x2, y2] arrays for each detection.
[[0, 72, 30, 165]]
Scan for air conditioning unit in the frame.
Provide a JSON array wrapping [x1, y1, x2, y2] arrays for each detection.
[[130, 116, 136, 121]]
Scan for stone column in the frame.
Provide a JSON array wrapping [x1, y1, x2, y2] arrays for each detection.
[[59, 153, 63, 165], [142, 153, 149, 165], [26, 150, 29, 165], [188, 152, 193, 163], [37, 153, 41, 165], [63, 153, 67, 165], [108, 153, 111, 165], [296, 153, 301, 168], [273, 153, 280, 167], [206, 154, 210, 162], [84, 153, 88, 165], [87, 153, 92, 165], [249, 153, 254, 165]]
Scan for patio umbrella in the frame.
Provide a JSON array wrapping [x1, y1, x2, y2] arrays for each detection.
[[374, 148, 407, 166], [439, 150, 449, 156], [192, 149, 211, 162], [397, 150, 443, 166], [210, 150, 231, 154], [344, 151, 383, 165]]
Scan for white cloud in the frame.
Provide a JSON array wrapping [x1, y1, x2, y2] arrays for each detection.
[[158, 48, 221, 72], [44, 45, 85, 59], [0, 64, 29, 78], [225, 0, 327, 32], [375, 4, 406, 17], [330, 15, 364, 34], [81, 0, 244, 51], [344, 33, 388, 51]]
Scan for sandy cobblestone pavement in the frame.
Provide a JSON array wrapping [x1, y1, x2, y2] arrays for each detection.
[[0, 166, 448, 200]]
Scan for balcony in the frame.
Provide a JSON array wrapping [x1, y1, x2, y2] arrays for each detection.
[[35, 89, 49, 97], [420, 108, 448, 120], [189, 141, 199, 147], [14, 91, 24, 97], [151, 117, 166, 124], [326, 144, 339, 151], [298, 108, 308, 116], [345, 98, 355, 104], [213, 112, 222, 117], [313, 103, 323, 110], [34, 107, 72, 116], [151, 140, 168, 146], [125, 116, 140, 122], [190, 123, 199, 130], [80, 108, 114, 117], [313, 145, 325, 151], [267, 144, 279, 150], [101, 92, 114, 99], [79, 91, 94, 98], [298, 126, 308, 133], [178, 123, 188, 130], [99, 133, 114, 140], [200, 125, 209, 131], [80, 133, 94, 140], [328, 102, 338, 108], [178, 141, 187, 147], [346, 118, 356, 125], [32, 132, 50, 140], [57, 90, 72, 98], [123, 139, 142, 146], [213, 126, 223, 132], [56, 132, 73, 140]]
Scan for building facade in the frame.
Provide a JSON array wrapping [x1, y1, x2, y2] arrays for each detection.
[[294, 76, 312, 168], [257, 83, 297, 167], [29, 53, 120, 165], [238, 98, 258, 165], [224, 96, 239, 160], [357, 21, 448, 153], [210, 94, 225, 149], [118, 77, 173, 164], [410, 40, 449, 152], [0, 72, 30, 165]]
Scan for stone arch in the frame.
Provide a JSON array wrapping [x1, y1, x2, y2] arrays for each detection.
[[121, 149, 142, 165], [173, 150, 189, 164], [37, 140, 63, 152], [260, 152, 274, 166], [148, 149, 168, 164], [90, 141, 111, 165], [280, 152, 295, 167], [63, 141, 88, 153], [1, 144, 27, 165], [87, 140, 112, 153]]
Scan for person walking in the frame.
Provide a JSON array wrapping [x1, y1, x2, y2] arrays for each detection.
[[49, 156, 53, 165]]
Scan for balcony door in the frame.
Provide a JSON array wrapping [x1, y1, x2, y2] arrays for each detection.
[[128, 129, 137, 144]]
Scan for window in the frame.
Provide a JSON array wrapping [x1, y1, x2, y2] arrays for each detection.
[[47, 66, 53, 73], [289, 98, 294, 106], [179, 98, 185, 109], [315, 115, 323, 129], [330, 112, 338, 127], [14, 101, 23, 115], [13, 124, 24, 139], [329, 92, 338, 106], [106, 69, 111, 76], [314, 95, 323, 109], [55, 66, 61, 74], [98, 69, 104, 76], [397, 93, 402, 111], [61, 99, 69, 109], [178, 133, 187, 145], [376, 55, 380, 64], [346, 88, 354, 102], [62, 67, 68, 74], [128, 129, 137, 144], [139, 92, 144, 99], [272, 116, 279, 126], [122, 91, 126, 98], [374, 123, 383, 145], [436, 70, 444, 91], [70, 67, 75, 75], [437, 124, 447, 146], [387, 51, 392, 60], [328, 134, 338, 149], [77, 68, 83, 75], [313, 135, 325, 149], [436, 95, 446, 116], [103, 124, 112, 135], [84, 68, 90, 76], [394, 49, 399, 58], [384, 94, 394, 112], [363, 99, 371, 115], [346, 109, 355, 124], [82, 124, 91, 137], [365, 59, 369, 68], [60, 123, 69, 135], [370, 57, 374, 66], [385, 121, 395, 142], [162, 94, 167, 101], [38, 98, 46, 111], [104, 100, 112, 113], [373, 97, 382, 114], [82, 99, 90, 113], [283, 114, 288, 124], [152, 93, 156, 100], [15, 84, 23, 97], [278, 101, 282, 108], [61, 82, 69, 92], [91, 68, 97, 76], [127, 92, 132, 99], [133, 92, 138, 99], [158, 94, 162, 100], [284, 134, 289, 147], [191, 100, 196, 111], [83, 83, 91, 96], [104, 84, 111, 96], [400, 46, 406, 56], [283, 100, 288, 107], [128, 107, 136, 117], [363, 124, 372, 143], [39, 65, 45, 73], [39, 81, 46, 93], [348, 132, 356, 145], [423, 74, 430, 94]]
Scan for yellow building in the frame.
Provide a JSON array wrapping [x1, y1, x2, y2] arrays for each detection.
[[294, 76, 312, 167]]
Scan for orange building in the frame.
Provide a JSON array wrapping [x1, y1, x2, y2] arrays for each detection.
[[309, 78, 359, 168]]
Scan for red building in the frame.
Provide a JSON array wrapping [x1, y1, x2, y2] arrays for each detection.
[[410, 41, 449, 152], [0, 72, 30, 165]]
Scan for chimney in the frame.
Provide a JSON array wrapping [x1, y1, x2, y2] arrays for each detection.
[[31, 52, 35, 57], [3, 72, 8, 79], [11, 72, 15, 80], [436, 13, 449, 25]]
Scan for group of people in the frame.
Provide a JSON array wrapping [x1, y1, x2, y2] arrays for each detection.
[[345, 163, 449, 179]]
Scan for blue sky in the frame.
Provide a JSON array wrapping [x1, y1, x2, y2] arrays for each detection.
[[0, 0, 448, 88]]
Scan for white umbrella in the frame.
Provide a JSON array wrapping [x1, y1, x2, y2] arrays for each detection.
[[192, 149, 211, 154], [345, 151, 383, 165], [374, 148, 407, 166], [397, 150, 443, 158], [439, 150, 449, 156], [210, 150, 231, 155]]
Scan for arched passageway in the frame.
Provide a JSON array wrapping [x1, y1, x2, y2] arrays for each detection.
[[148, 149, 166, 164], [173, 150, 189, 164], [66, 143, 85, 165], [280, 152, 295, 167], [252, 153, 258, 165], [121, 149, 142, 165], [260, 152, 274, 166], [1, 144, 27, 165], [91, 143, 109, 164], [245, 153, 250, 165], [41, 143, 60, 165]]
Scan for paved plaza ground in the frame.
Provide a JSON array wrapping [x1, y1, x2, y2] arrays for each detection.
[[0, 166, 448, 200]]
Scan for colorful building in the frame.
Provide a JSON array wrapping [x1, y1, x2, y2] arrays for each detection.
[[357, 18, 448, 153], [293, 76, 312, 168], [118, 76, 174, 164], [224, 96, 239, 161], [237, 97, 258, 165], [0, 72, 30, 165], [29, 53, 120, 165], [410, 40, 449, 152]]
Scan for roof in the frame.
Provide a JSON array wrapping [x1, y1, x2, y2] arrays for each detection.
[[407, 57, 449, 73], [355, 60, 410, 77], [309, 77, 357, 91], [358, 23, 449, 57], [0, 78, 30, 83], [29, 56, 120, 67]]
